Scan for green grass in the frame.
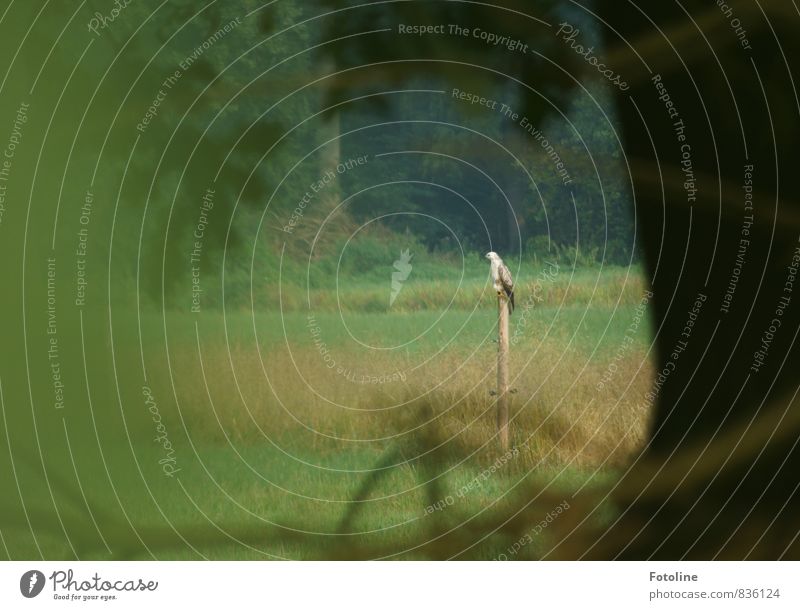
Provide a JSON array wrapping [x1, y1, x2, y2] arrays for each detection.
[[257, 259, 646, 313]]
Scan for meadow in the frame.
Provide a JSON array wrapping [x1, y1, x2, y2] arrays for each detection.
[[130, 258, 653, 558], [2, 255, 655, 560]]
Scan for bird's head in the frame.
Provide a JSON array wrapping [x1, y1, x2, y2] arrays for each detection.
[[485, 251, 499, 261]]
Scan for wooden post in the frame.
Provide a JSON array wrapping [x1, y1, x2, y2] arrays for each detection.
[[497, 293, 510, 451]]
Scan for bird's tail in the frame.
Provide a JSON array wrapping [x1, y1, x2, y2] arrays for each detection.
[[508, 290, 515, 314]]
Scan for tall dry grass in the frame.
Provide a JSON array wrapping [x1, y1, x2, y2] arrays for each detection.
[[159, 329, 653, 472]]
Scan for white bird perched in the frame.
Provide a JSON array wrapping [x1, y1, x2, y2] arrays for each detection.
[[485, 251, 515, 313]]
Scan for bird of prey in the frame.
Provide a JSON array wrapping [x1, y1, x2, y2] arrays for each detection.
[[485, 251, 515, 313]]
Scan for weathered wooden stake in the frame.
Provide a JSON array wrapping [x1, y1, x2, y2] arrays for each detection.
[[497, 293, 510, 451]]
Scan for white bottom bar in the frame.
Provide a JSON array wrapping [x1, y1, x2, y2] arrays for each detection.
[[1, 561, 796, 609]]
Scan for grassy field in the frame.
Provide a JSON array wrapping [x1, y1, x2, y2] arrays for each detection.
[[158, 263, 651, 558], [2, 261, 655, 560]]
